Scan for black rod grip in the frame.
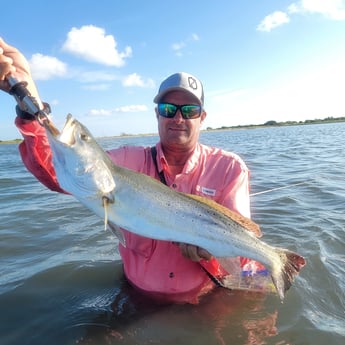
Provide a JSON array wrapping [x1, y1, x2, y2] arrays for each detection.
[[8, 80, 30, 101]]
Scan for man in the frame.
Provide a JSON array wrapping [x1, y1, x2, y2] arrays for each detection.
[[0, 38, 259, 304]]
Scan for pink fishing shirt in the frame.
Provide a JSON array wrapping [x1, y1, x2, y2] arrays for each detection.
[[15, 118, 251, 304], [107, 142, 251, 303]]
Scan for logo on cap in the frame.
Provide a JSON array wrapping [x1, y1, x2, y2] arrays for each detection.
[[188, 76, 198, 90]]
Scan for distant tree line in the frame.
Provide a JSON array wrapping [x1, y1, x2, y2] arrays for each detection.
[[205, 116, 345, 131]]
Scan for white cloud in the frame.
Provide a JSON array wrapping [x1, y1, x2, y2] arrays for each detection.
[[62, 25, 132, 66], [259, 0, 345, 33], [88, 108, 113, 116], [191, 33, 200, 41], [122, 73, 155, 88], [289, 0, 345, 20], [287, 3, 299, 14], [88, 104, 148, 116], [171, 33, 200, 56], [115, 104, 148, 112], [29, 53, 67, 80], [172, 42, 186, 51], [257, 11, 290, 32]]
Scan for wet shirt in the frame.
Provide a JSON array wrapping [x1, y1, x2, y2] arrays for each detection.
[[15, 118, 251, 304]]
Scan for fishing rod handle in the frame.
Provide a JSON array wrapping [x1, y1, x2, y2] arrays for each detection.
[[7, 75, 40, 115]]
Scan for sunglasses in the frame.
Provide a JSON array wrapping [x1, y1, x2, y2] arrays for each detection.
[[157, 102, 202, 119]]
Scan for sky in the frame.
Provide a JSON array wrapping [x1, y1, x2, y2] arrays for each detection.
[[1, 0, 345, 140]]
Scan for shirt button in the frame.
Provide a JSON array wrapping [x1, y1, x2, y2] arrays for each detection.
[[172, 183, 177, 188]]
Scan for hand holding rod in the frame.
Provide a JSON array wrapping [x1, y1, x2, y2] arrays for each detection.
[[6, 75, 41, 115]]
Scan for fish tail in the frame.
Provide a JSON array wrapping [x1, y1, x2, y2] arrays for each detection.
[[271, 249, 306, 302]]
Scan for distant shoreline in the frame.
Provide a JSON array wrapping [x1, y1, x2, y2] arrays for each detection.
[[0, 139, 22, 145], [1, 116, 345, 144]]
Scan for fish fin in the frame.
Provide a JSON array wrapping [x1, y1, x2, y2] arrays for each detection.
[[107, 222, 126, 247], [183, 193, 262, 237], [271, 249, 306, 302], [101, 195, 125, 246]]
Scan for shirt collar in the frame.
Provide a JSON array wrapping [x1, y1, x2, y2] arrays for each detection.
[[156, 142, 201, 174]]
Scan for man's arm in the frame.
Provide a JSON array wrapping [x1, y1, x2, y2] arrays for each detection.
[[0, 38, 65, 193], [15, 117, 66, 193]]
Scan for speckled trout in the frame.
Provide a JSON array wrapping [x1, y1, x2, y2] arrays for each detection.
[[43, 114, 306, 301]]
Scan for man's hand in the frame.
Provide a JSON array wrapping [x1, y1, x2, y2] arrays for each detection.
[[179, 243, 212, 262], [0, 37, 43, 109]]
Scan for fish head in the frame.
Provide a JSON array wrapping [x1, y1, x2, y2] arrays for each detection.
[[44, 114, 115, 201]]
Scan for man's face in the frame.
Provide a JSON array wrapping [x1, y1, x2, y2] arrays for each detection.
[[156, 90, 206, 150]]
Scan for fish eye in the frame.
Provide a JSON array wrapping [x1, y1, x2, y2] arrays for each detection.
[[80, 133, 89, 141]]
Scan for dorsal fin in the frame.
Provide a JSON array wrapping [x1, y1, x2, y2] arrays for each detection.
[[183, 193, 262, 238]]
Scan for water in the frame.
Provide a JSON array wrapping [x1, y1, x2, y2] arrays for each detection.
[[1, 123, 345, 345]]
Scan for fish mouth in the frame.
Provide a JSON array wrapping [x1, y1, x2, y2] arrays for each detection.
[[59, 114, 77, 146], [44, 114, 76, 146]]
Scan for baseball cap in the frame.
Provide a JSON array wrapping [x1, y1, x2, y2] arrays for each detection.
[[153, 72, 204, 107]]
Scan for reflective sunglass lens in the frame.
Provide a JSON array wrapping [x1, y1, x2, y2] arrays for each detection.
[[158, 103, 201, 119], [158, 103, 177, 118], [181, 105, 201, 119]]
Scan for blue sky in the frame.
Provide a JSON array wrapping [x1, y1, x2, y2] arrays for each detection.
[[1, 0, 345, 140]]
